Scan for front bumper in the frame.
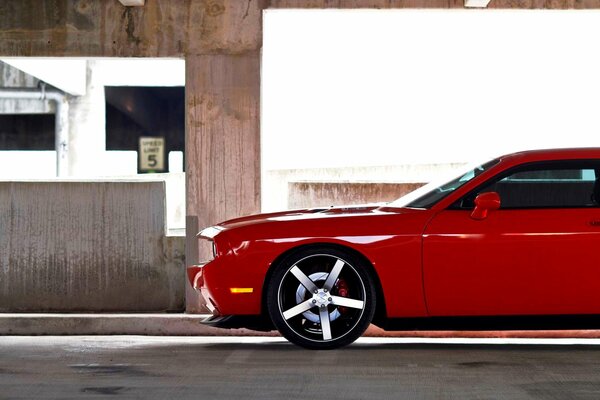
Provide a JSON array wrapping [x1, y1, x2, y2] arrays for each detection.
[[186, 257, 263, 316], [187, 263, 218, 314], [187, 265, 205, 290]]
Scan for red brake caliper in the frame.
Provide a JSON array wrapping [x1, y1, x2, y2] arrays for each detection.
[[334, 278, 349, 314]]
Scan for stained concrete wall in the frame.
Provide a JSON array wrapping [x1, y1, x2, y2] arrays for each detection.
[[289, 181, 425, 209], [0, 60, 53, 114], [0, 60, 38, 88], [265, 163, 464, 211], [0, 180, 184, 312]]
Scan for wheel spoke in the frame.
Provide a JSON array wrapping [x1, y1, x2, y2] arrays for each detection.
[[319, 307, 332, 340], [330, 295, 364, 310], [289, 266, 319, 293], [282, 299, 315, 320], [323, 259, 344, 291]]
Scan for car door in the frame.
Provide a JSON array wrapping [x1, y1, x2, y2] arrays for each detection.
[[423, 160, 600, 317]]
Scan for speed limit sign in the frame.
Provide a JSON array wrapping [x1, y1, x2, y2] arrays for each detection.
[[139, 137, 165, 172]]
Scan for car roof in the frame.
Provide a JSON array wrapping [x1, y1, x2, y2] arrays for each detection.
[[499, 147, 600, 163]]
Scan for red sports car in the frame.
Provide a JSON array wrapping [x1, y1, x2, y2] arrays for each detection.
[[188, 148, 600, 349]]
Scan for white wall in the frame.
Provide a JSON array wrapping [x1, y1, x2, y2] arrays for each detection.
[[262, 10, 600, 173], [0, 150, 138, 179], [0, 151, 57, 179]]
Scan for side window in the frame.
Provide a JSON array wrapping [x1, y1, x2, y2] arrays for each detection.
[[458, 162, 600, 209]]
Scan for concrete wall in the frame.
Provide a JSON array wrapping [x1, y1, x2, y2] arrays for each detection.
[[67, 60, 106, 177], [0, 180, 184, 312], [0, 61, 38, 88], [109, 172, 186, 235], [289, 181, 425, 209], [264, 163, 464, 211], [0, 0, 262, 313]]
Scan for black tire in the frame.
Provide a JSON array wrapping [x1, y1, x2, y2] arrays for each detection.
[[267, 246, 376, 350]]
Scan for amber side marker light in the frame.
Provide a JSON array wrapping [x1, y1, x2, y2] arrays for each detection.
[[230, 288, 254, 294]]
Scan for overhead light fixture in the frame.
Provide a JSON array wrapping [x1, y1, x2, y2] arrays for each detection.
[[465, 0, 491, 7], [118, 0, 145, 6]]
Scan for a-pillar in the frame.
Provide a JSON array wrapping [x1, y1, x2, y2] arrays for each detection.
[[185, 53, 261, 312]]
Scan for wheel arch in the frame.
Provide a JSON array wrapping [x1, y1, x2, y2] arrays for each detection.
[[261, 242, 388, 326]]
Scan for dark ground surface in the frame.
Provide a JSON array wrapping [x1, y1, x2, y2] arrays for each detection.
[[0, 336, 599, 399]]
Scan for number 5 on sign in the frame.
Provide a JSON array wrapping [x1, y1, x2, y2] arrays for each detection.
[[139, 137, 165, 172]]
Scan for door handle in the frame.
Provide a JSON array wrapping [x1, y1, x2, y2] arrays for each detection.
[[590, 220, 600, 227]]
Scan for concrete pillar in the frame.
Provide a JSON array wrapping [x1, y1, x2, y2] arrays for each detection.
[[54, 94, 69, 177], [185, 53, 261, 312], [67, 60, 106, 177]]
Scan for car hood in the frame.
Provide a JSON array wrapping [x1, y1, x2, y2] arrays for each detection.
[[204, 203, 416, 234]]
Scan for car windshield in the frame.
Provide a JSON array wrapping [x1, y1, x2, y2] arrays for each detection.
[[388, 158, 500, 209]]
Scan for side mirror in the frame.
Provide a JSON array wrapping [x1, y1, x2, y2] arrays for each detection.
[[470, 192, 501, 220]]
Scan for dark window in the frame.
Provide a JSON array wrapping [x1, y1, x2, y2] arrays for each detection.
[[105, 86, 185, 172], [0, 114, 54, 150], [456, 161, 600, 209]]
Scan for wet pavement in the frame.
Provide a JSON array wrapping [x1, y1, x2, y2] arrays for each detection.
[[1, 336, 600, 399]]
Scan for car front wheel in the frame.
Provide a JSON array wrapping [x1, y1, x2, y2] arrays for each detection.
[[267, 247, 376, 349]]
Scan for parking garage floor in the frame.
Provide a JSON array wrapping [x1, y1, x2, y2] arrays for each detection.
[[1, 336, 599, 399]]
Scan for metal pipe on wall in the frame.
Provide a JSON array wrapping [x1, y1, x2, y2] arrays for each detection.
[[0, 88, 69, 177]]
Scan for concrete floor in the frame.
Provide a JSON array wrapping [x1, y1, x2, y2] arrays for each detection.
[[1, 337, 600, 399]]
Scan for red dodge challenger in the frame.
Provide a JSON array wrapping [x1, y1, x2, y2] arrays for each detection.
[[187, 148, 600, 349]]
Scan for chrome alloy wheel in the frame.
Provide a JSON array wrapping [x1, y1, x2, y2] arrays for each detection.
[[272, 251, 374, 347]]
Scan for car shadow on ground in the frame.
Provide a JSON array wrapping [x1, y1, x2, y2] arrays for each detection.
[[199, 340, 600, 352]]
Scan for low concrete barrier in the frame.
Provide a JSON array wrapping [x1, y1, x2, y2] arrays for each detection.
[[289, 181, 425, 209], [0, 180, 184, 312]]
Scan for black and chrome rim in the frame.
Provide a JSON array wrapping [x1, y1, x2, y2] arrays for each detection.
[[277, 254, 367, 343]]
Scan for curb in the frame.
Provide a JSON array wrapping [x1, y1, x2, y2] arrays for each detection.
[[2, 314, 600, 338], [0, 314, 276, 336]]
